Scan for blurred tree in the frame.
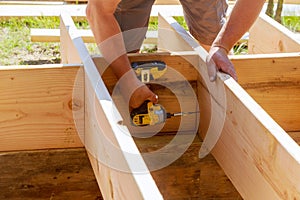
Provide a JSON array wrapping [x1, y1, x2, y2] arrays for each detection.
[[266, 0, 284, 23], [266, 0, 274, 17], [274, 0, 283, 23]]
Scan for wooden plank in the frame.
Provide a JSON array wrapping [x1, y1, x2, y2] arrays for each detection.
[[0, 64, 83, 152], [158, 14, 229, 158], [158, 13, 300, 200], [0, 0, 180, 4], [31, 28, 249, 48], [248, 13, 300, 54], [0, 5, 184, 18], [60, 13, 163, 200], [93, 52, 199, 134], [0, 5, 87, 18], [0, 138, 244, 200], [2, 0, 299, 5], [0, 148, 102, 199], [10, 2, 299, 20], [216, 80, 300, 199], [135, 135, 242, 199], [0, 0, 181, 5], [276, 0, 300, 3], [0, 1, 64, 5], [0, 64, 238, 199], [87, 42, 240, 199], [31, 28, 94, 43], [230, 53, 300, 132], [155, 0, 180, 5], [288, 131, 300, 145], [31, 28, 158, 44]]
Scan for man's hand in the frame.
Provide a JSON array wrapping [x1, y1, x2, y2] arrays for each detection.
[[206, 46, 238, 82]]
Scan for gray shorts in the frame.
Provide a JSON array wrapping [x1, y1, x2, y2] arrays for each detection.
[[114, 0, 228, 50]]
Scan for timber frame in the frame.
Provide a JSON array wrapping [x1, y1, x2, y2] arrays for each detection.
[[0, 2, 300, 199]]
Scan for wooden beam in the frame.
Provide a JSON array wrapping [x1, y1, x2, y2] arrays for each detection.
[[1, 0, 180, 5], [158, 14, 230, 159], [60, 13, 163, 200], [158, 13, 300, 199], [289, 131, 300, 145], [134, 135, 242, 199], [0, 1, 64, 5], [0, 5, 87, 18], [230, 53, 300, 132], [0, 136, 243, 199], [31, 28, 158, 44], [31, 28, 95, 43], [0, 4, 184, 18], [2, 0, 299, 5], [0, 148, 101, 199], [91, 50, 240, 198], [248, 13, 300, 54], [0, 55, 237, 199], [0, 0, 181, 5], [93, 52, 200, 134], [0, 64, 83, 152], [273, 0, 300, 3]]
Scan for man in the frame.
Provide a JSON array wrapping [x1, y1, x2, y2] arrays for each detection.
[[86, 0, 265, 109]]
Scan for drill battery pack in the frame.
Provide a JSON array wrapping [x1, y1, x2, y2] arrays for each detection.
[[131, 60, 167, 83]]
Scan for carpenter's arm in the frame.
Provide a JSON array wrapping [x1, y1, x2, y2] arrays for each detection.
[[214, 0, 265, 51], [86, 0, 158, 108], [86, 0, 130, 79], [207, 0, 265, 81]]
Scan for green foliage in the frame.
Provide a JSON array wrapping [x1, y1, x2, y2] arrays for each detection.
[[0, 16, 60, 29], [148, 16, 188, 30], [148, 17, 158, 30], [0, 15, 299, 65], [173, 16, 188, 30], [0, 16, 91, 65], [0, 17, 61, 65], [233, 42, 248, 55], [282, 16, 300, 33], [141, 44, 157, 53]]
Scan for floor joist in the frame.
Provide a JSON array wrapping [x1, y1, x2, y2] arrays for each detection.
[[0, 61, 240, 199], [249, 13, 300, 54], [0, 4, 299, 199], [0, 64, 83, 152], [2, 3, 298, 18], [31, 28, 158, 44], [0, 4, 184, 18], [158, 13, 300, 199], [230, 52, 300, 132], [0, 0, 181, 5], [60, 13, 163, 200]]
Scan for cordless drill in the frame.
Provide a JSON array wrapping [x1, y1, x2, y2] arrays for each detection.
[[130, 100, 199, 127]]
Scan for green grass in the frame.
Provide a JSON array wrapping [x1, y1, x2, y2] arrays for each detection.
[[282, 16, 300, 33], [0, 15, 299, 65], [148, 16, 188, 30], [0, 17, 61, 65], [0, 16, 91, 65]]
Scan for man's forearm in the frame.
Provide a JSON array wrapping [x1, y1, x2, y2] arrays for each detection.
[[86, 1, 158, 108], [213, 0, 265, 51], [86, 2, 133, 79]]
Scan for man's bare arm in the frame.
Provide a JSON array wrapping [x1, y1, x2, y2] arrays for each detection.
[[207, 0, 265, 81], [86, 0, 158, 108]]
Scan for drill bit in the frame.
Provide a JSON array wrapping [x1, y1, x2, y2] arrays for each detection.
[[166, 111, 200, 118]]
